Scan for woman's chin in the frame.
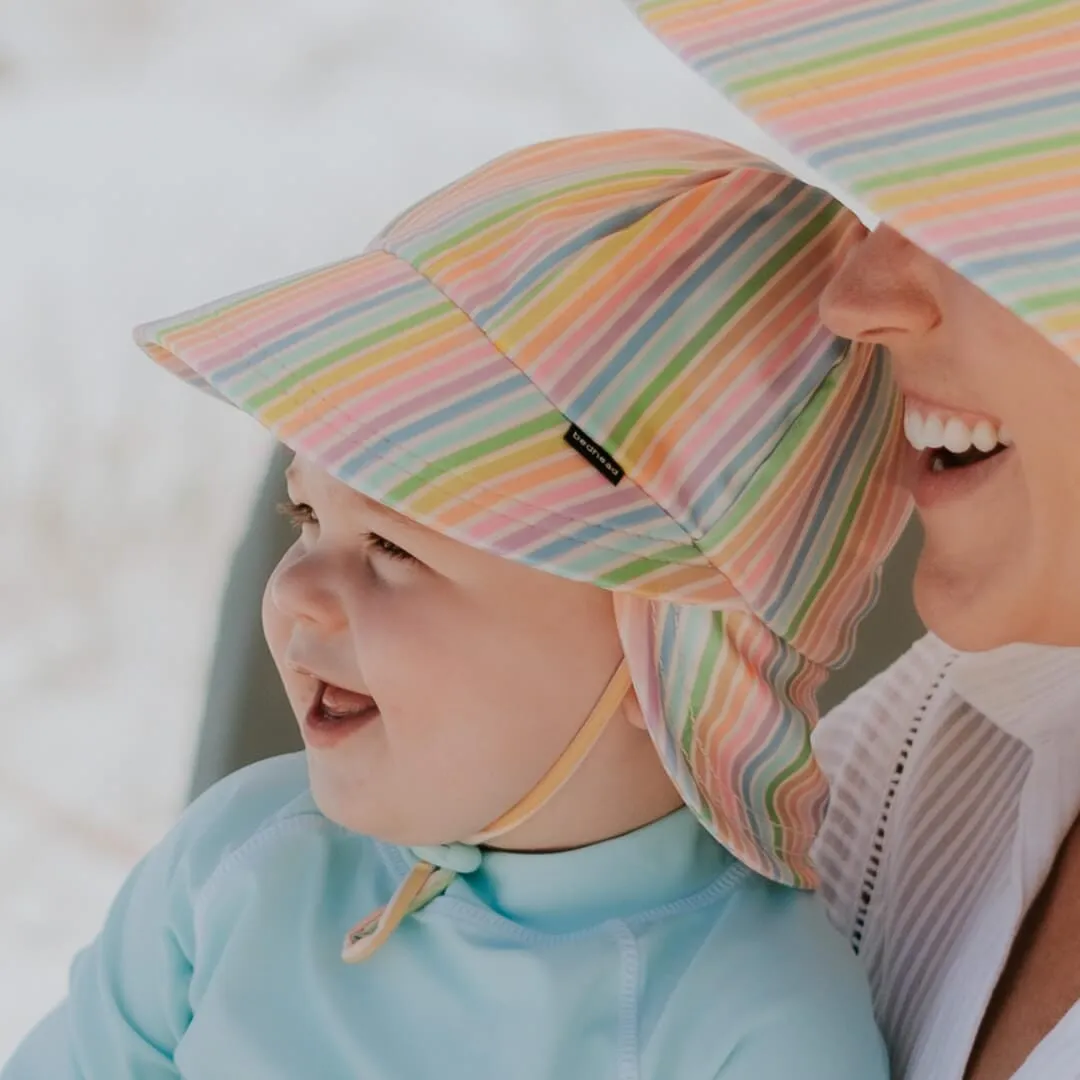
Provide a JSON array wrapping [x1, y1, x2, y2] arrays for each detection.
[[913, 559, 1020, 653]]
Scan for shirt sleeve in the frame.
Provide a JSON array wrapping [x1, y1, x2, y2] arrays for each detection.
[[1, 821, 195, 1080], [715, 993, 890, 1080], [705, 886, 891, 1080], [1, 754, 310, 1080]]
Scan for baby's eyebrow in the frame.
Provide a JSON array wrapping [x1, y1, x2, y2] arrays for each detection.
[[356, 493, 424, 535], [283, 459, 426, 535]]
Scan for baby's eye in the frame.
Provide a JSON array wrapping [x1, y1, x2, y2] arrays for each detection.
[[276, 500, 318, 529], [366, 533, 416, 562]]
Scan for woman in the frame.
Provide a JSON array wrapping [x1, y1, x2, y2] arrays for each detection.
[[627, 1, 1080, 1078]]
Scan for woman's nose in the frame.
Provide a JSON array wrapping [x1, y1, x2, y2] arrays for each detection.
[[820, 225, 943, 345]]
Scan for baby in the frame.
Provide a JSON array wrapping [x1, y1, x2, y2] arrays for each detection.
[[3, 129, 909, 1079]]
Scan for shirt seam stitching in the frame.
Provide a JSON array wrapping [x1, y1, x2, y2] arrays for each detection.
[[612, 921, 641, 1080], [377, 839, 753, 944], [850, 655, 956, 955], [194, 811, 346, 926]]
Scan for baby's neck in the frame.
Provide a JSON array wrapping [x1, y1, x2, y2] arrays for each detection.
[[487, 726, 685, 854]]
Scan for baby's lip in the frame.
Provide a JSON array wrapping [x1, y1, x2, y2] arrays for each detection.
[[317, 681, 377, 717], [288, 659, 369, 697], [303, 682, 380, 748]]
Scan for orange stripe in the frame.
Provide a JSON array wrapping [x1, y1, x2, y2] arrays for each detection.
[[754, 21, 1080, 119]]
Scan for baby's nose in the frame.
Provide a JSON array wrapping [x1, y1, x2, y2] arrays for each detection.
[[267, 549, 348, 632]]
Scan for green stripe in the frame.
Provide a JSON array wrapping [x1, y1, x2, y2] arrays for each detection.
[[385, 411, 564, 501], [597, 542, 704, 589], [413, 169, 691, 264], [786, 399, 891, 642], [729, 0, 1068, 94], [244, 300, 455, 411], [681, 620, 723, 758], [689, 621, 723, 718], [762, 712, 816, 866], [854, 130, 1080, 193], [698, 367, 838, 554], [608, 200, 843, 449], [1017, 286, 1080, 313]]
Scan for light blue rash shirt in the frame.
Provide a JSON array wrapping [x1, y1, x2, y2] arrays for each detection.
[[2, 753, 887, 1079]]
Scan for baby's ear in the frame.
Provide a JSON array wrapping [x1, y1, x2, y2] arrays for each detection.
[[622, 682, 648, 731]]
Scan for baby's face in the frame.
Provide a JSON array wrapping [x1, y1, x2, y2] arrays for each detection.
[[262, 455, 625, 846]]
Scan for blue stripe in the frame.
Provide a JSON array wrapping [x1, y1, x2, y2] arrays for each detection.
[[811, 88, 1080, 167], [472, 201, 668, 325], [213, 276, 435, 386], [760, 361, 884, 626], [734, 630, 796, 823], [527, 506, 674, 564], [575, 182, 809, 419], [336, 376, 524, 478], [694, 335, 847, 516], [697, 0, 929, 65], [961, 236, 1080, 277]]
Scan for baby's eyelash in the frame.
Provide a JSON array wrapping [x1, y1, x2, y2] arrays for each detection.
[[277, 499, 318, 528], [365, 533, 415, 562], [276, 501, 414, 562]]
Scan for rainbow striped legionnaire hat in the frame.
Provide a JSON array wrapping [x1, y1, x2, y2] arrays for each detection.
[[626, 0, 1080, 363], [136, 129, 910, 888]]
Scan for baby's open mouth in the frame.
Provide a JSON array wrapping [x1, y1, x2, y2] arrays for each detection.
[[304, 682, 380, 744], [317, 683, 377, 720]]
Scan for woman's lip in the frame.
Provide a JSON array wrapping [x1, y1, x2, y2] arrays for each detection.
[[911, 446, 1014, 510], [302, 682, 380, 749], [902, 394, 1003, 428]]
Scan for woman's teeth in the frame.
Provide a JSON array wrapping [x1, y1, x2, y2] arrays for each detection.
[[903, 406, 1013, 454]]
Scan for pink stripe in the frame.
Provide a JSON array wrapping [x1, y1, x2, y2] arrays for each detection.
[[293, 344, 505, 459], [655, 0, 853, 56], [930, 194, 1080, 252], [192, 275, 419, 382], [179, 256, 408, 366], [495, 483, 674, 554], [787, 51, 1080, 151], [541, 176, 776, 397], [670, 309, 827, 507], [461, 474, 600, 543]]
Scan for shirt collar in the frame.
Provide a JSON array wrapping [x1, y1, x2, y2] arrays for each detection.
[[437, 809, 737, 934], [945, 636, 1080, 746]]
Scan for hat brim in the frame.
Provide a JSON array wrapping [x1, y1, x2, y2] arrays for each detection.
[[137, 249, 737, 605], [628, 0, 1080, 363]]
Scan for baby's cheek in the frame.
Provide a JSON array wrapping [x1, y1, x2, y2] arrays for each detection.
[[261, 574, 289, 661], [260, 570, 307, 717]]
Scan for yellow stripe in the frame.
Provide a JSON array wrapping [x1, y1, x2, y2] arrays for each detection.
[[259, 311, 468, 427], [741, 7, 1072, 108], [873, 147, 1080, 214], [405, 431, 563, 516]]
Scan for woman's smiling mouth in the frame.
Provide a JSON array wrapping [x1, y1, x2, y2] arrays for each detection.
[[903, 399, 1015, 509]]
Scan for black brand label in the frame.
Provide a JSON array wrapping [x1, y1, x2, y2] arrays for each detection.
[[564, 424, 624, 486]]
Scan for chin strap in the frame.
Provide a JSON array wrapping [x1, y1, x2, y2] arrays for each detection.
[[342, 659, 632, 963]]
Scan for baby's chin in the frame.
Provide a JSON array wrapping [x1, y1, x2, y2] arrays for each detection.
[[305, 755, 474, 847]]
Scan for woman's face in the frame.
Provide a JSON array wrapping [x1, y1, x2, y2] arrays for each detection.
[[821, 225, 1080, 651]]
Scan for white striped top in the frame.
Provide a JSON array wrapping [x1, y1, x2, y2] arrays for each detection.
[[813, 634, 1080, 1080]]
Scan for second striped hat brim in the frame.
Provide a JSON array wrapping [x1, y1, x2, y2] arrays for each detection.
[[627, 0, 1080, 364]]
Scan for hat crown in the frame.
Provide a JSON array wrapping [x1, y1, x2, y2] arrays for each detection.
[[134, 129, 912, 887]]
